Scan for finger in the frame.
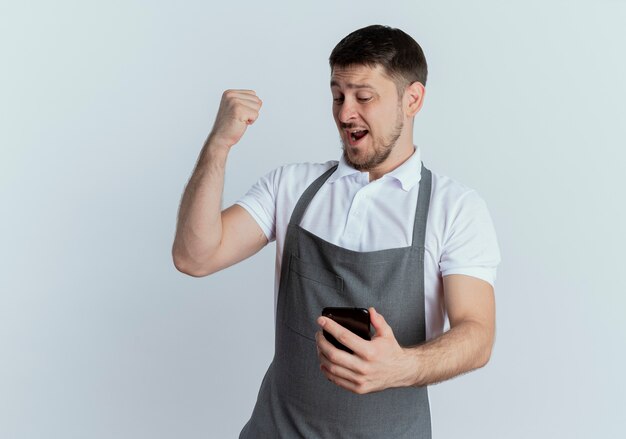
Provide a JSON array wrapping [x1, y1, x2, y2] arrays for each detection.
[[369, 307, 393, 338], [223, 89, 259, 98], [317, 316, 369, 354], [223, 90, 262, 104], [315, 331, 358, 368], [231, 95, 263, 108], [236, 101, 262, 114], [221, 90, 263, 110], [321, 366, 361, 394], [221, 99, 262, 117], [242, 114, 259, 125], [318, 351, 362, 384], [226, 89, 258, 96], [230, 106, 260, 125], [316, 329, 342, 357]]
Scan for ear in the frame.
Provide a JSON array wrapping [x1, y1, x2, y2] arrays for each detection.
[[404, 81, 426, 117]]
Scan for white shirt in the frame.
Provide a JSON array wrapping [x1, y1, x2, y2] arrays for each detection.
[[236, 146, 501, 340]]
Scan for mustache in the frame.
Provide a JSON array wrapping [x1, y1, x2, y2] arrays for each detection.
[[340, 123, 368, 130]]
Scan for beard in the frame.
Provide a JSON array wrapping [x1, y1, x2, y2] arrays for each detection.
[[341, 110, 404, 171]]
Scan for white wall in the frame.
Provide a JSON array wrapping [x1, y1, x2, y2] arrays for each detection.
[[1, 1, 624, 437]]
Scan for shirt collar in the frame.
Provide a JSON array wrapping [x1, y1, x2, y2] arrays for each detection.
[[328, 146, 422, 192], [326, 154, 362, 184]]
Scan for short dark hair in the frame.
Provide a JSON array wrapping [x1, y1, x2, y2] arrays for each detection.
[[329, 25, 428, 94]]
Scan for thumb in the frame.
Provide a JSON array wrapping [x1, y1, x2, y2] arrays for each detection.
[[369, 307, 393, 338]]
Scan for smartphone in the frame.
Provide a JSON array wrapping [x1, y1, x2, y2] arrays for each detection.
[[321, 307, 371, 354]]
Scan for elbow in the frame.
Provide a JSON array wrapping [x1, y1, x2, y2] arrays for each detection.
[[476, 333, 495, 369], [173, 260, 210, 278], [172, 248, 215, 278], [477, 345, 493, 369], [470, 318, 495, 369]]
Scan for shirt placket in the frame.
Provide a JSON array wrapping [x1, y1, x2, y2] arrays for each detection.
[[342, 174, 376, 246]]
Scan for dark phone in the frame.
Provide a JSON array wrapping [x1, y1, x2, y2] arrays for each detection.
[[322, 307, 371, 354]]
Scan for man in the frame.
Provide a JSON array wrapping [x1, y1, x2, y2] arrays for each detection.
[[173, 25, 500, 438]]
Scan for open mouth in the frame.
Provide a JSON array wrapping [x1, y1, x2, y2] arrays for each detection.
[[349, 129, 369, 144]]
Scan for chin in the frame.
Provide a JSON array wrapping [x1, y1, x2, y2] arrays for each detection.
[[342, 148, 371, 170]]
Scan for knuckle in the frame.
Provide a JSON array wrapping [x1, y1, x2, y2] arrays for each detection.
[[327, 350, 338, 363], [337, 331, 350, 344], [355, 363, 368, 376]]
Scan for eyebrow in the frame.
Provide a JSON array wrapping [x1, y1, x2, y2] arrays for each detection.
[[330, 80, 375, 90]]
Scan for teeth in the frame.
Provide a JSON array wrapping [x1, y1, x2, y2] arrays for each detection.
[[351, 130, 365, 141]]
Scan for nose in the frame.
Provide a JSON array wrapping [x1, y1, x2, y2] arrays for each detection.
[[337, 100, 357, 123]]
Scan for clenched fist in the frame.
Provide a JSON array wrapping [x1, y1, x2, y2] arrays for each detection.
[[209, 89, 263, 149]]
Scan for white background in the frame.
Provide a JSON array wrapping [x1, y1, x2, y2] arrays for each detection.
[[1, 1, 625, 438]]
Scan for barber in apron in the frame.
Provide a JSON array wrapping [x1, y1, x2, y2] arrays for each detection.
[[240, 162, 433, 438]]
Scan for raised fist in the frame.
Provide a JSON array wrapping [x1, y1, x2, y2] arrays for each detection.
[[209, 89, 263, 148]]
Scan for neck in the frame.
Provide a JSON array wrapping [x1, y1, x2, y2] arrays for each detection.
[[368, 138, 415, 181]]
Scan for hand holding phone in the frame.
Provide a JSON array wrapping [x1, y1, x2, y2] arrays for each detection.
[[321, 307, 371, 354]]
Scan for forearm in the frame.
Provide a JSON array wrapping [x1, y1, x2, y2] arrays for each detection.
[[172, 136, 230, 273], [402, 320, 494, 387]]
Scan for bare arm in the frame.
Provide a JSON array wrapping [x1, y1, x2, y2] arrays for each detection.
[[405, 274, 496, 386], [172, 90, 268, 277], [315, 274, 495, 393]]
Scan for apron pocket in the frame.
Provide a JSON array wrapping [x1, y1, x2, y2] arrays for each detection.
[[282, 254, 345, 340], [289, 254, 344, 291]]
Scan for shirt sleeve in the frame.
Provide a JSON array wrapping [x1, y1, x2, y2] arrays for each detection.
[[235, 167, 280, 243], [439, 190, 501, 287]]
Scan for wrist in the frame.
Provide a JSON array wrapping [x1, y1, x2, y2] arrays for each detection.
[[204, 132, 232, 156], [401, 346, 425, 388], [201, 135, 231, 164]]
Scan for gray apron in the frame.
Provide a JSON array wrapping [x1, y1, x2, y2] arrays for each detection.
[[240, 163, 433, 438]]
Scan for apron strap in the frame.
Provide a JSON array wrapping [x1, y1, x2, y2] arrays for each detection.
[[411, 163, 433, 255], [288, 164, 339, 226]]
